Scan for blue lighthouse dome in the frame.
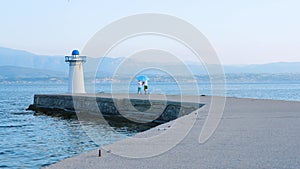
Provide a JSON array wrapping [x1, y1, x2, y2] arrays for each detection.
[[72, 50, 80, 55]]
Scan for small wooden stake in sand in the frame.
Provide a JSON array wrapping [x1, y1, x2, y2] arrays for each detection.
[[98, 149, 101, 157]]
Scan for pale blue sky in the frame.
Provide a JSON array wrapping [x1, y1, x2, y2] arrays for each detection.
[[0, 0, 299, 64]]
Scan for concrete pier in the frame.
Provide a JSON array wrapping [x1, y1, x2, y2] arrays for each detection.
[[43, 96, 300, 169], [27, 93, 204, 124]]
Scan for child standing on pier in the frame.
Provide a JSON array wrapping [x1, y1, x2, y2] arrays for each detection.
[[137, 81, 143, 95], [144, 80, 148, 94]]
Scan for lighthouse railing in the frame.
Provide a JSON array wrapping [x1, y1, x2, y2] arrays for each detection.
[[65, 56, 86, 63]]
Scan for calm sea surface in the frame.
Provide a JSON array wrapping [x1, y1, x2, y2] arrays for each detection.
[[0, 80, 300, 168]]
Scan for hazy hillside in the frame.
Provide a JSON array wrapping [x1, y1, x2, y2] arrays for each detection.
[[1, 46, 300, 80], [0, 66, 66, 80], [0, 47, 67, 72], [223, 62, 300, 73]]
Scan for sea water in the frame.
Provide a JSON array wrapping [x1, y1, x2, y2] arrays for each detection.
[[0, 83, 137, 168], [0, 79, 300, 168]]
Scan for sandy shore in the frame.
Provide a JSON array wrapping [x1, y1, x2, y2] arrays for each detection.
[[45, 96, 300, 169]]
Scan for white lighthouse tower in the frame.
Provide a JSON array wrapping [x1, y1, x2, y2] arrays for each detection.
[[65, 50, 86, 93]]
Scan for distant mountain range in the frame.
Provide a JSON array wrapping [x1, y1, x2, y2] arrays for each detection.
[[0, 47, 67, 72], [0, 66, 66, 80], [223, 62, 300, 74], [0, 46, 300, 80]]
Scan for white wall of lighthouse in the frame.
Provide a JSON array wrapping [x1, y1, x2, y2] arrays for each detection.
[[65, 50, 86, 93]]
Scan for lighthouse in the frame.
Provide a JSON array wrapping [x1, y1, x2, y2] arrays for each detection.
[[65, 50, 86, 93]]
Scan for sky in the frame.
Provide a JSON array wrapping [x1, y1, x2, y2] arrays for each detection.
[[0, 0, 299, 65]]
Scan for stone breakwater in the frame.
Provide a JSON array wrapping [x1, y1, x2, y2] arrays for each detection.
[[27, 93, 204, 124]]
